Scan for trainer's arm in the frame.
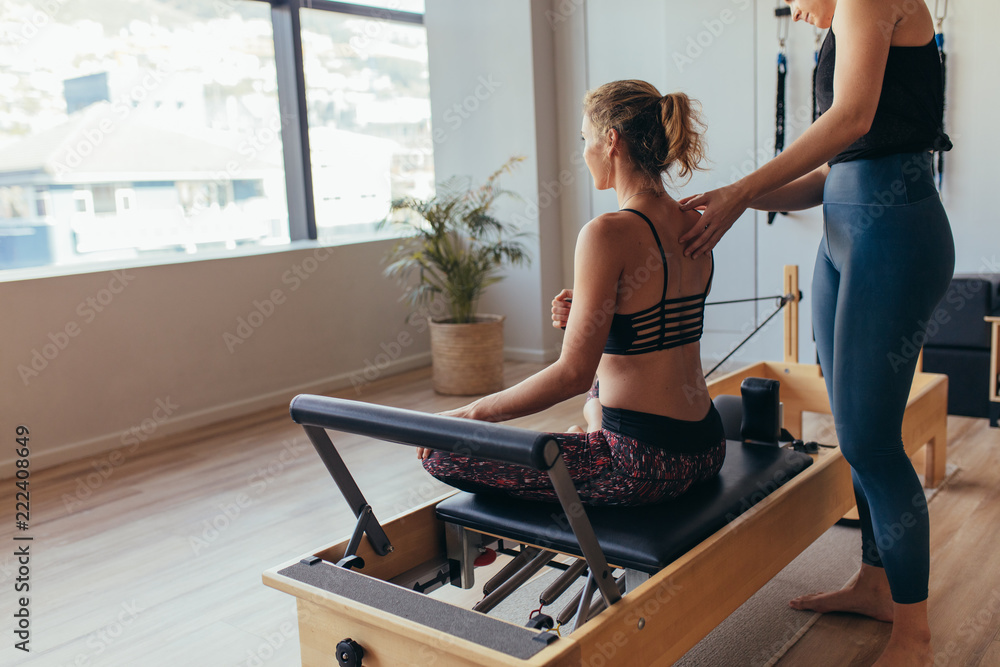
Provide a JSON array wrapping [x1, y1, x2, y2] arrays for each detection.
[[748, 164, 830, 212], [679, 0, 893, 256]]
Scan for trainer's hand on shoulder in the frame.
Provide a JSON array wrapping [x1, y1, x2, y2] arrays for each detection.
[[551, 288, 573, 329], [678, 184, 750, 258]]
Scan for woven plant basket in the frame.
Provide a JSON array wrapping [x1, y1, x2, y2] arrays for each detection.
[[428, 315, 505, 395]]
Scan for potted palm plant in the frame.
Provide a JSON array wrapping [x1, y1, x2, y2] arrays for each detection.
[[380, 156, 530, 395]]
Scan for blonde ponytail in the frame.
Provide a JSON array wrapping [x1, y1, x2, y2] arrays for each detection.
[[583, 80, 706, 186]]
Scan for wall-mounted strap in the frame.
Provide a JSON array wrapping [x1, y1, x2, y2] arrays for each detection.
[[770, 4, 791, 225], [934, 0, 948, 191]]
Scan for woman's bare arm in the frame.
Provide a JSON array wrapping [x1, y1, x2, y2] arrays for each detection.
[[679, 0, 896, 256], [446, 216, 621, 423], [748, 164, 830, 212]]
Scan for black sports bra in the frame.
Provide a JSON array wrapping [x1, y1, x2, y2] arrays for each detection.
[[603, 209, 713, 356]]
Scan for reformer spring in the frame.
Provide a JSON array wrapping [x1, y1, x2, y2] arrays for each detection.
[[539, 559, 588, 607], [474, 549, 556, 614], [482, 546, 540, 596]]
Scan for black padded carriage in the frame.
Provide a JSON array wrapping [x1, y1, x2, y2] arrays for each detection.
[[435, 440, 813, 574]]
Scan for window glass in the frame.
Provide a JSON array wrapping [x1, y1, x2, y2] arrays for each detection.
[[301, 6, 434, 243], [334, 1, 425, 14], [0, 0, 289, 270]]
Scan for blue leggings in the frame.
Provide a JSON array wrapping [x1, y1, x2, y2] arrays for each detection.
[[814, 152, 954, 604]]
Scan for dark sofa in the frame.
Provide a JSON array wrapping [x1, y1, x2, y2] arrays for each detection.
[[921, 274, 1000, 426]]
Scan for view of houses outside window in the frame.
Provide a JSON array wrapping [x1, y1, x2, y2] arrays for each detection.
[[301, 6, 433, 244], [0, 0, 433, 271]]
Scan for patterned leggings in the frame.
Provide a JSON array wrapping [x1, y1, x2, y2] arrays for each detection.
[[422, 383, 726, 507]]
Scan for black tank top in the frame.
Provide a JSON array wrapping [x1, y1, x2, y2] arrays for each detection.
[[603, 209, 713, 356], [815, 29, 951, 165]]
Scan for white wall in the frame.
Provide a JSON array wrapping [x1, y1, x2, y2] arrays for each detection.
[[562, 0, 999, 369], [424, 0, 564, 363], [932, 0, 1000, 276], [582, 0, 769, 367], [1, 243, 430, 473]]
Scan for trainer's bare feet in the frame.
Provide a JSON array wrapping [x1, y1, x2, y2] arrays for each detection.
[[789, 564, 894, 622]]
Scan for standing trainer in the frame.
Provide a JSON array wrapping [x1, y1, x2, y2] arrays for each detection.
[[678, 1, 953, 665]]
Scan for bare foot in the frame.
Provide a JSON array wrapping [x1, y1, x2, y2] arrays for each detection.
[[789, 565, 894, 622], [566, 424, 585, 433]]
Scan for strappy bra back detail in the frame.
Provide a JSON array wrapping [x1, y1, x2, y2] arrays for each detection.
[[603, 208, 713, 356]]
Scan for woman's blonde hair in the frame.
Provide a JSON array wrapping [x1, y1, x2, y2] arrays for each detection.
[[583, 79, 706, 185]]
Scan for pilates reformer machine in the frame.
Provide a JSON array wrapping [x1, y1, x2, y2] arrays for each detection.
[[263, 266, 949, 666]]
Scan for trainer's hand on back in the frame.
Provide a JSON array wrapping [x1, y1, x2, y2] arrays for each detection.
[[678, 183, 750, 258], [551, 289, 573, 329]]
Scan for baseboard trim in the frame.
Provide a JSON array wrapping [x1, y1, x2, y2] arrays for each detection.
[[4, 352, 433, 476]]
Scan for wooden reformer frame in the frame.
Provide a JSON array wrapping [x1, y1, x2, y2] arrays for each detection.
[[263, 265, 949, 666]]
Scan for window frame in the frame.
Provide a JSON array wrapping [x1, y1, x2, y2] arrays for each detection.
[[1, 0, 428, 279], [264, 0, 426, 243]]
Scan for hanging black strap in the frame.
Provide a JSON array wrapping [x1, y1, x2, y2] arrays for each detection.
[[812, 30, 822, 122], [770, 6, 791, 225], [934, 0, 948, 190], [934, 31, 946, 189]]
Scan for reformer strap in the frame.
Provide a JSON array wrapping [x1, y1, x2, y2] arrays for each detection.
[[934, 0, 948, 190], [812, 28, 822, 122], [704, 292, 795, 378], [770, 4, 791, 225]]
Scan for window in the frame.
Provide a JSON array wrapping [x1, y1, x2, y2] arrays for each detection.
[[115, 188, 136, 213], [0, 0, 289, 269], [301, 3, 433, 243], [0, 0, 433, 272]]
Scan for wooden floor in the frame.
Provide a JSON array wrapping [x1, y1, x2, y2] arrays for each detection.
[[4, 362, 998, 666]]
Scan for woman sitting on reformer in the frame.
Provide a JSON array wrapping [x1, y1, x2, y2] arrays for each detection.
[[419, 79, 724, 507]]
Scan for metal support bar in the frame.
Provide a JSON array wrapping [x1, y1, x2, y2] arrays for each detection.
[[302, 425, 392, 556], [445, 523, 480, 589], [586, 576, 627, 621], [573, 572, 597, 633], [546, 456, 621, 608], [342, 504, 374, 559]]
